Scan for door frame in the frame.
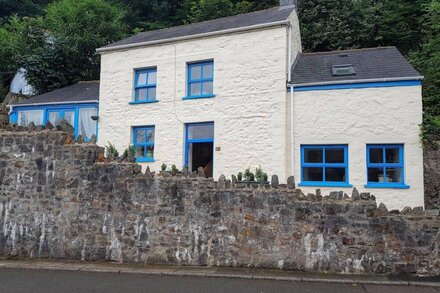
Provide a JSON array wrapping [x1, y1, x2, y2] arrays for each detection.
[[184, 122, 215, 174]]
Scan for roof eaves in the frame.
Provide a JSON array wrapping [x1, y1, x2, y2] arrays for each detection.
[[9, 100, 99, 108], [288, 76, 424, 87], [97, 20, 290, 53]]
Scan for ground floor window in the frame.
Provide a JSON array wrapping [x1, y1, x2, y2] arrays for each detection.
[[366, 144, 408, 188], [12, 104, 98, 141], [18, 110, 44, 126], [133, 126, 155, 162], [300, 145, 349, 187]]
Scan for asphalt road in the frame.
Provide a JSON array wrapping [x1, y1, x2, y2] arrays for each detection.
[[0, 268, 437, 293]]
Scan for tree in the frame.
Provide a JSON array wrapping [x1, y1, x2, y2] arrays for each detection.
[[298, 0, 377, 52], [410, 0, 440, 141]]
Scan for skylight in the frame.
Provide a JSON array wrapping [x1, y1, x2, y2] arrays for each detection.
[[332, 64, 356, 76]]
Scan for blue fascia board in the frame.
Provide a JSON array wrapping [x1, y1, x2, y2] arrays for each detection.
[[289, 80, 422, 92], [183, 94, 216, 100], [364, 183, 410, 189], [298, 182, 353, 188], [129, 100, 159, 105]]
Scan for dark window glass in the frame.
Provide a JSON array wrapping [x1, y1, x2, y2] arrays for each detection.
[[303, 167, 323, 182], [304, 149, 323, 163]]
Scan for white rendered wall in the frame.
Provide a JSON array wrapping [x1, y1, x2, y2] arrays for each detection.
[[99, 23, 299, 181], [292, 86, 424, 210]]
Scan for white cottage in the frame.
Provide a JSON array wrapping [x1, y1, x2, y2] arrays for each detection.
[[96, 1, 424, 209]]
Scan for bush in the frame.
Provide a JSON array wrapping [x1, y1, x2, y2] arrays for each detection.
[[105, 142, 119, 160]]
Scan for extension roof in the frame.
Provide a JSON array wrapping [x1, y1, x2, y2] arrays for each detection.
[[98, 6, 295, 51], [290, 47, 423, 86], [11, 81, 99, 107]]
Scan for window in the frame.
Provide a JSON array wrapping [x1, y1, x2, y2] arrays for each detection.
[[47, 109, 75, 127], [133, 68, 157, 103], [366, 144, 408, 188], [186, 61, 214, 99], [300, 145, 351, 187], [78, 108, 98, 140], [133, 126, 155, 162], [332, 64, 355, 76], [17, 110, 44, 126]]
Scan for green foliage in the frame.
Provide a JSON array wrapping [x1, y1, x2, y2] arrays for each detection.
[[123, 145, 136, 157], [244, 166, 255, 181], [161, 163, 167, 171], [172, 164, 178, 173], [237, 172, 243, 181], [105, 142, 119, 159]]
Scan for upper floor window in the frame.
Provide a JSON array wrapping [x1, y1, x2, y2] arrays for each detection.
[[133, 126, 155, 162], [366, 144, 408, 188], [134, 68, 157, 103], [300, 145, 350, 187], [186, 61, 214, 99]]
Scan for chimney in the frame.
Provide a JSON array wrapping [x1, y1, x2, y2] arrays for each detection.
[[280, 0, 297, 8]]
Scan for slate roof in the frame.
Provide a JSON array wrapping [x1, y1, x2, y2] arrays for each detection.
[[11, 81, 99, 106], [290, 47, 422, 85], [99, 6, 295, 51]]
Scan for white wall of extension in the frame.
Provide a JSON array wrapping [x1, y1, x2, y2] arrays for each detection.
[[291, 85, 424, 210], [98, 13, 301, 182]]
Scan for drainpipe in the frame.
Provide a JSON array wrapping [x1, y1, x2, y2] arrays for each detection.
[[287, 23, 295, 177]]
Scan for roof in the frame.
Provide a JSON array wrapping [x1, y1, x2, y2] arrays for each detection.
[[11, 81, 99, 107], [290, 47, 422, 86], [99, 6, 295, 51]]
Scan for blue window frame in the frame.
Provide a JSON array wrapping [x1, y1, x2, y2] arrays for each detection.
[[11, 103, 98, 141], [132, 68, 157, 104], [133, 126, 155, 163], [185, 61, 214, 99], [366, 144, 409, 189], [299, 145, 351, 187]]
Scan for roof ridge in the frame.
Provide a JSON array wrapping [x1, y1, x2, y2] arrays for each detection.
[[133, 6, 283, 37], [300, 46, 397, 56]]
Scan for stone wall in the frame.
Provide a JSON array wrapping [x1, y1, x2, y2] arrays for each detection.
[[0, 129, 439, 276], [424, 142, 440, 210]]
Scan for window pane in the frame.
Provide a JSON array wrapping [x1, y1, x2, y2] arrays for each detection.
[[304, 148, 323, 163], [368, 167, 384, 182], [203, 63, 213, 78], [136, 129, 145, 143], [202, 81, 213, 95], [146, 128, 155, 143], [147, 87, 156, 100], [386, 168, 402, 183], [326, 168, 346, 182], [190, 65, 202, 80], [64, 111, 75, 127], [386, 148, 400, 163], [188, 123, 214, 140], [146, 145, 154, 158], [369, 148, 383, 163], [325, 148, 345, 163], [48, 112, 62, 126], [147, 71, 157, 85], [136, 88, 147, 101], [190, 82, 202, 96], [79, 108, 97, 140], [137, 72, 147, 86], [135, 146, 145, 158], [303, 167, 323, 181]]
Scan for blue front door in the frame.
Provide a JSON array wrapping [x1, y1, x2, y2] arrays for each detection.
[[185, 122, 214, 177]]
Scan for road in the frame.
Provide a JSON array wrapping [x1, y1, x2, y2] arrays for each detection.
[[0, 268, 437, 293]]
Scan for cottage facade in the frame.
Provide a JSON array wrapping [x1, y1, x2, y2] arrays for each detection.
[[9, 1, 424, 210]]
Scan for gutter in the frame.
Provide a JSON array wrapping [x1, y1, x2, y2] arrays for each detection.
[[289, 76, 424, 88], [97, 20, 291, 53], [7, 100, 99, 109]]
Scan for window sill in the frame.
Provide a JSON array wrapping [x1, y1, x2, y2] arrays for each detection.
[[135, 158, 155, 163], [364, 183, 410, 189], [182, 94, 216, 100], [298, 182, 353, 188], [129, 100, 159, 105]]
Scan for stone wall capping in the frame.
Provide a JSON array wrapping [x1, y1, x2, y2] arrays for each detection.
[[287, 176, 295, 189], [352, 188, 361, 201]]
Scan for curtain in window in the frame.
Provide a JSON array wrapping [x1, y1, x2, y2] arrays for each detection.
[[17, 110, 44, 126], [78, 108, 97, 140]]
